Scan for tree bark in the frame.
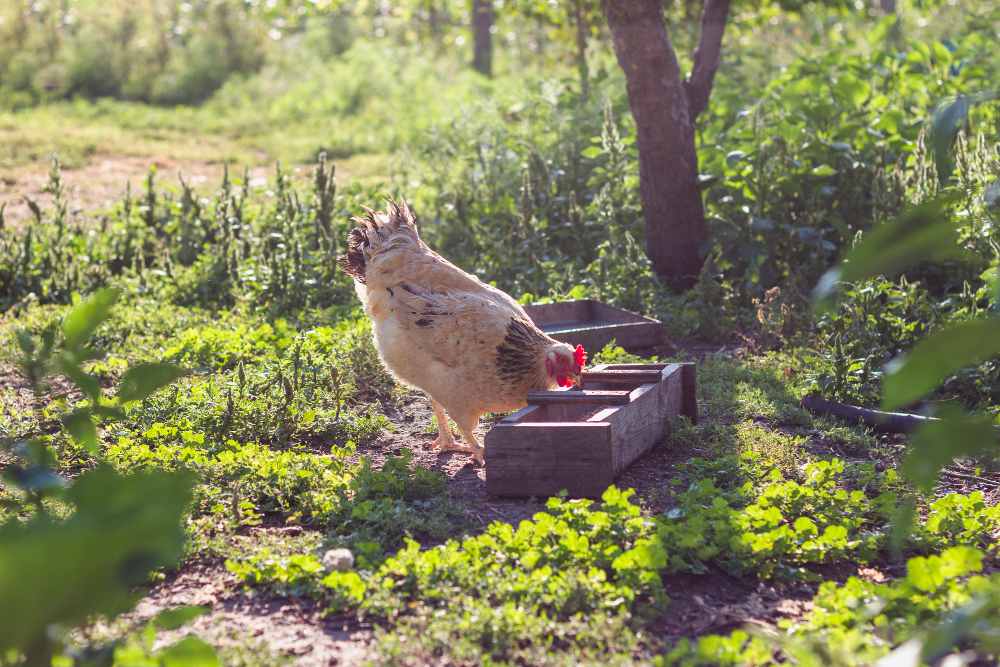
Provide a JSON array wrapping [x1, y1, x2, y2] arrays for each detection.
[[603, 0, 730, 292], [573, 0, 589, 105], [685, 0, 730, 119], [473, 0, 493, 77], [879, 0, 896, 12]]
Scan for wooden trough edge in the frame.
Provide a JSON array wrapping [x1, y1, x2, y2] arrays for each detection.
[[485, 362, 698, 498]]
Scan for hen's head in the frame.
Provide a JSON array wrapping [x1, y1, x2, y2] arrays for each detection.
[[545, 343, 587, 388]]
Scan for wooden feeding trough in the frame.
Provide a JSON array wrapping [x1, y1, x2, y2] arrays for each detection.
[[485, 363, 698, 498], [521, 300, 664, 351]]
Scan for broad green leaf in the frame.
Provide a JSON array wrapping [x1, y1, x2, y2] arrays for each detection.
[[0, 467, 194, 656], [153, 606, 211, 630], [902, 404, 997, 492], [931, 97, 970, 159], [875, 109, 905, 134], [882, 319, 1000, 410], [62, 288, 122, 352], [117, 364, 190, 404], [833, 75, 870, 107], [92, 405, 127, 421], [156, 636, 220, 667], [930, 42, 953, 67], [866, 13, 897, 44], [16, 331, 35, 356], [62, 410, 99, 453], [57, 355, 102, 403], [812, 194, 963, 308], [920, 596, 994, 663]]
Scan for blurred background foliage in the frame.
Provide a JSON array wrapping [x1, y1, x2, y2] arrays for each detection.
[[1, 0, 999, 412]]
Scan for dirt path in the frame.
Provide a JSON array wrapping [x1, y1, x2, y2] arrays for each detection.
[[0, 155, 293, 228], [125, 560, 371, 667]]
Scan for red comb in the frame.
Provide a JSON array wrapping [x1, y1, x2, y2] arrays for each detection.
[[574, 344, 587, 370]]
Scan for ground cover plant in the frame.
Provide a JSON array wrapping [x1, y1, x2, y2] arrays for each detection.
[[2, 0, 1000, 665]]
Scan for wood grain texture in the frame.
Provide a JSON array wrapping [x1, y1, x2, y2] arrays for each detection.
[[521, 300, 664, 351], [681, 361, 699, 424], [608, 365, 683, 475], [527, 390, 631, 405], [582, 369, 664, 384], [484, 362, 697, 497], [485, 422, 612, 497]]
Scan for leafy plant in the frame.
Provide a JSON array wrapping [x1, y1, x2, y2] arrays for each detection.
[[0, 290, 201, 666]]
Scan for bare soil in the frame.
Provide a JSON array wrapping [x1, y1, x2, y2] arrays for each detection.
[[123, 560, 371, 667], [0, 155, 286, 229]]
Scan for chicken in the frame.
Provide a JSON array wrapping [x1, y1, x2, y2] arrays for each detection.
[[337, 199, 586, 464]]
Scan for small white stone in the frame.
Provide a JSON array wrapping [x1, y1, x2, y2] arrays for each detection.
[[321, 548, 355, 573]]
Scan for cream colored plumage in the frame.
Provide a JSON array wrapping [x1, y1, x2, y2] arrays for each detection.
[[337, 200, 585, 464]]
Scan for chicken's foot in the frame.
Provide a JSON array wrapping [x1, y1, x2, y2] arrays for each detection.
[[455, 424, 485, 466], [427, 399, 458, 450], [428, 399, 480, 460]]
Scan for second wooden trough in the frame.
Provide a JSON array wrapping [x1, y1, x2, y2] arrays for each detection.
[[485, 363, 697, 497], [521, 299, 664, 351]]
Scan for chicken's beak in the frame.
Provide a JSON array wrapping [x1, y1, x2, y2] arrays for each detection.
[[570, 371, 584, 390]]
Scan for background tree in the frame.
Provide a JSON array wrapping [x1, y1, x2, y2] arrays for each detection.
[[602, 0, 730, 292], [504, 0, 603, 103], [473, 0, 492, 76]]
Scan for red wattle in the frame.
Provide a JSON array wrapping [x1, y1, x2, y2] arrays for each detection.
[[557, 376, 568, 387]]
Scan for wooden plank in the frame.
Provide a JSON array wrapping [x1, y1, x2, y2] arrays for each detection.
[[521, 300, 592, 326], [527, 390, 630, 405], [541, 322, 661, 352], [680, 362, 698, 424], [600, 363, 668, 371], [587, 407, 620, 422], [608, 364, 684, 475], [499, 404, 543, 424], [589, 300, 658, 325], [485, 422, 612, 497], [582, 369, 664, 384], [523, 300, 665, 351]]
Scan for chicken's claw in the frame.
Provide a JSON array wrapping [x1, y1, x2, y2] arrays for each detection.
[[439, 440, 474, 455]]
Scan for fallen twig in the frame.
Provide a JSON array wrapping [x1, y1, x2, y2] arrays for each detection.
[[941, 469, 1000, 488], [800, 396, 932, 434], [801, 396, 1000, 438]]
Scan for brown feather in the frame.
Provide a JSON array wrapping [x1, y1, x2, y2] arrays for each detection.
[[495, 317, 554, 383], [337, 227, 368, 283]]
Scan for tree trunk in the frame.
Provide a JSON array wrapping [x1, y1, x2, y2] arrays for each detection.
[[602, 1, 700, 291], [472, 0, 493, 77], [573, 0, 589, 105], [879, 0, 896, 12]]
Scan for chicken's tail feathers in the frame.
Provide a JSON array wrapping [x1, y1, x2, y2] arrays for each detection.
[[337, 227, 368, 283], [336, 197, 420, 283]]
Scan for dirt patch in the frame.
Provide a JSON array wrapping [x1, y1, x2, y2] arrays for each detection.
[[124, 560, 371, 667], [358, 394, 545, 528], [652, 569, 818, 642], [0, 155, 290, 229]]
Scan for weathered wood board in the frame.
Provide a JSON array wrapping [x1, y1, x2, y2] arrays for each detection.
[[485, 362, 697, 497], [522, 300, 664, 351]]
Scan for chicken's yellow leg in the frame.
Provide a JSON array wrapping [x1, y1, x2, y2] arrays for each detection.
[[455, 423, 485, 466], [427, 398, 472, 454]]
